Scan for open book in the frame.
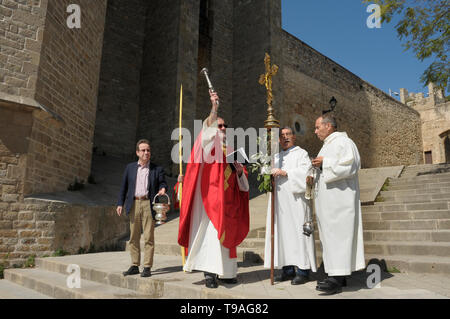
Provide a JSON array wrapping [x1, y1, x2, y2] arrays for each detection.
[[225, 147, 250, 171]]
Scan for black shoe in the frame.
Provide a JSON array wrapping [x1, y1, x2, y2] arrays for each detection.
[[140, 267, 151, 277], [316, 276, 347, 289], [274, 272, 295, 282], [205, 277, 218, 288], [291, 274, 309, 285], [123, 265, 139, 276], [219, 278, 238, 284], [316, 278, 343, 295]]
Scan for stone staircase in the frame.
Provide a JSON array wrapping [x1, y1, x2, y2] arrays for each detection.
[[3, 164, 450, 298], [138, 164, 450, 275], [362, 164, 450, 274]]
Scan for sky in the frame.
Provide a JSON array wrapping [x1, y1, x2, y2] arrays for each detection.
[[281, 0, 430, 99]]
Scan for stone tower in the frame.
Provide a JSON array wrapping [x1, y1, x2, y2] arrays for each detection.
[[400, 83, 450, 164]]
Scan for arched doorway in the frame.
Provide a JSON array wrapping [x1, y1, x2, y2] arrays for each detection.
[[445, 136, 450, 164], [439, 130, 450, 163]]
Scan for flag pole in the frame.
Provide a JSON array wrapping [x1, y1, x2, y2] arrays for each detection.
[[179, 84, 186, 267]]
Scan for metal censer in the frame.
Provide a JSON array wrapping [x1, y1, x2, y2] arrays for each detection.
[[152, 194, 170, 225]]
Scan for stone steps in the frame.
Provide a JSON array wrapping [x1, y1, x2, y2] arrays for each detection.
[[379, 188, 450, 198], [362, 210, 450, 221], [375, 193, 450, 203], [364, 201, 449, 212], [247, 229, 450, 244], [399, 164, 450, 179], [4, 252, 268, 299], [388, 172, 450, 185], [362, 219, 450, 231], [0, 279, 53, 299], [363, 254, 450, 274], [386, 182, 450, 191], [4, 267, 151, 299], [363, 230, 450, 242], [363, 241, 450, 257], [151, 240, 265, 264]]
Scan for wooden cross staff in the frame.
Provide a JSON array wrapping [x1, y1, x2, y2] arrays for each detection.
[[259, 53, 279, 285]]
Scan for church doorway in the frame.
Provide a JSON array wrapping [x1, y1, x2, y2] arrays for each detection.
[[445, 136, 450, 163], [439, 130, 450, 164]]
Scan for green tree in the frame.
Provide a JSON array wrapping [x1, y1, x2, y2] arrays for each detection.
[[363, 0, 449, 92]]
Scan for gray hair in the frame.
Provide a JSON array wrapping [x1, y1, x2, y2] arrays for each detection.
[[320, 114, 337, 129], [279, 126, 295, 137]]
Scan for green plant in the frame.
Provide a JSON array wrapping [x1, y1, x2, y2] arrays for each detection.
[[24, 255, 36, 268], [388, 266, 401, 273], [250, 134, 273, 193], [375, 195, 385, 202], [52, 248, 69, 257], [380, 179, 390, 191], [0, 253, 10, 279]]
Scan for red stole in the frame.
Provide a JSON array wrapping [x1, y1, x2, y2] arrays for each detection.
[[177, 130, 249, 258]]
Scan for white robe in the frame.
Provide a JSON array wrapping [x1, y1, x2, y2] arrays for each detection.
[[314, 131, 365, 276], [183, 120, 249, 278], [264, 146, 317, 272]]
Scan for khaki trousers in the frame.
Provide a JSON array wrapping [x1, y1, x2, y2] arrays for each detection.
[[129, 199, 155, 268]]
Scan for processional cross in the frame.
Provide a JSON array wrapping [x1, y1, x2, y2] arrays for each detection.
[[258, 53, 279, 285], [259, 53, 279, 128]]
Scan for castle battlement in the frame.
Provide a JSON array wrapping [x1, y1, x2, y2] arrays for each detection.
[[400, 83, 446, 110]]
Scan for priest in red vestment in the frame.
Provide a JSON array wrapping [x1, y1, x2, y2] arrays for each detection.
[[177, 90, 250, 288]]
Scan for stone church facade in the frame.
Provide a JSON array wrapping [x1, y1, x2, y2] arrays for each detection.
[[0, 0, 423, 264]]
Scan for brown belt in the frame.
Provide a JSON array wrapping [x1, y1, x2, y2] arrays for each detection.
[[134, 195, 149, 200]]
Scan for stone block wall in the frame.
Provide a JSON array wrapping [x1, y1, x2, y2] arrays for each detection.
[[0, 198, 128, 267], [416, 101, 450, 164], [20, 0, 105, 195], [139, 0, 200, 175], [0, 0, 47, 98], [232, 0, 283, 132], [280, 31, 422, 168], [93, 0, 147, 160], [0, 106, 30, 203]]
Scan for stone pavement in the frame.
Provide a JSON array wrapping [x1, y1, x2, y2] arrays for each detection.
[[1, 251, 449, 299], [2, 165, 450, 299]]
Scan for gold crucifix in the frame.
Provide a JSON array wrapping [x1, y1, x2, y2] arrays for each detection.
[[259, 53, 279, 129]]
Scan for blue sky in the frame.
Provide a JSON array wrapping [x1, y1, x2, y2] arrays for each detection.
[[281, 0, 430, 99]]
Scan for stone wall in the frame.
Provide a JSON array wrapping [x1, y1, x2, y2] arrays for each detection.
[[0, 197, 128, 267], [93, 0, 147, 160], [0, 0, 47, 97], [0, 106, 30, 205], [280, 31, 422, 168], [401, 84, 450, 164], [232, 0, 283, 131], [139, 0, 200, 175], [416, 101, 450, 164], [28, 0, 107, 194]]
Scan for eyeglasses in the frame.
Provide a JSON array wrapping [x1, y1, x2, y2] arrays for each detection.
[[139, 149, 151, 153], [218, 124, 228, 129]]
